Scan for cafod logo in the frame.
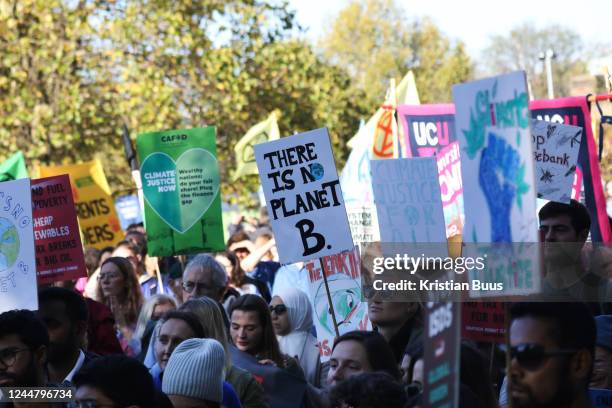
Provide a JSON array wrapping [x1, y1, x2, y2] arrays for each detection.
[[0, 216, 19, 273]]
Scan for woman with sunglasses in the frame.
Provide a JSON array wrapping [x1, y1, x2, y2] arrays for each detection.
[[96, 256, 144, 356], [229, 294, 303, 377], [270, 288, 321, 386]]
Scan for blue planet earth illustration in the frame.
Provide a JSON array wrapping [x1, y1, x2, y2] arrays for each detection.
[[0, 217, 19, 272]]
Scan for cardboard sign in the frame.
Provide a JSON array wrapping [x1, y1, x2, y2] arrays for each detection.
[[137, 127, 224, 256], [530, 97, 612, 243], [345, 204, 379, 246], [531, 119, 582, 203], [461, 302, 505, 343], [255, 128, 353, 263], [423, 301, 460, 408], [371, 157, 447, 246], [32, 175, 86, 285], [38, 160, 122, 250], [305, 246, 370, 362], [398, 104, 463, 238], [115, 195, 143, 231], [453, 72, 541, 298], [230, 346, 306, 408], [0, 179, 37, 313]]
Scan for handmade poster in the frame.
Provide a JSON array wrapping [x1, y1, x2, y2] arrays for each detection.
[[340, 125, 375, 206], [305, 246, 370, 362], [137, 127, 224, 256], [31, 175, 86, 285], [345, 204, 379, 246], [115, 195, 143, 231], [423, 301, 461, 408], [38, 160, 122, 250], [234, 112, 280, 180], [530, 97, 612, 243], [254, 128, 353, 263], [398, 104, 463, 238], [0, 151, 28, 182], [530, 119, 582, 203], [371, 157, 447, 248], [461, 302, 505, 343], [230, 347, 306, 408], [0, 179, 37, 313]]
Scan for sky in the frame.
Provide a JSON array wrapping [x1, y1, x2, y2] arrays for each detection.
[[288, 0, 610, 58]]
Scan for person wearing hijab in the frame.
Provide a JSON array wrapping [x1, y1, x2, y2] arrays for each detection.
[[270, 288, 321, 386]]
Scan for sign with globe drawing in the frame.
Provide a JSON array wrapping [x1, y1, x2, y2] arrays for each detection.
[[0, 178, 37, 313]]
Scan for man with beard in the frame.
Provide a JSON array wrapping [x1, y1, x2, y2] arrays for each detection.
[[0, 309, 49, 395], [37, 287, 97, 386], [509, 302, 595, 408]]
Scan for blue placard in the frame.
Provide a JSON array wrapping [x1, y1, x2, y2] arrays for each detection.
[[114, 195, 143, 230]]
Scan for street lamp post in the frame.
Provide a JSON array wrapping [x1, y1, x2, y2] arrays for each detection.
[[539, 48, 556, 99]]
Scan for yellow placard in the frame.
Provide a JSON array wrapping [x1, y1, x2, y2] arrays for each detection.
[[38, 160, 122, 249]]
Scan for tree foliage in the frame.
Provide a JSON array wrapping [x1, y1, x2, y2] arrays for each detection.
[[0, 0, 368, 206], [482, 23, 587, 99], [319, 0, 473, 106]]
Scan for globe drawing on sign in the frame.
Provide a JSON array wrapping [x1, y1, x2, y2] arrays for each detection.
[[0, 217, 19, 273], [314, 274, 365, 335]]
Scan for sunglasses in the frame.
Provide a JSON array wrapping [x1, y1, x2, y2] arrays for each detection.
[[269, 304, 287, 315], [506, 343, 578, 370]]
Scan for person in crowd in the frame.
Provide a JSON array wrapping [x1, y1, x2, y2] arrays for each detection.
[[508, 302, 595, 408], [96, 256, 144, 356], [270, 288, 321, 385], [113, 239, 166, 299], [149, 309, 242, 407], [328, 372, 407, 408], [37, 287, 97, 386], [400, 340, 424, 407], [73, 355, 170, 408], [182, 254, 236, 311], [216, 251, 271, 301], [238, 233, 277, 273], [230, 294, 302, 376], [590, 315, 612, 389], [0, 310, 49, 388], [83, 246, 113, 298], [367, 297, 423, 362], [227, 231, 255, 262], [180, 297, 268, 408], [150, 310, 206, 389], [327, 330, 400, 387], [539, 200, 607, 305], [134, 294, 177, 359], [162, 338, 233, 408]]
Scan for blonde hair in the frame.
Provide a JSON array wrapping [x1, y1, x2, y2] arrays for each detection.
[[134, 294, 177, 340], [179, 297, 232, 372]]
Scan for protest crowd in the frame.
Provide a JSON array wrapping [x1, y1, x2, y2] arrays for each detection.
[[0, 15, 611, 407]]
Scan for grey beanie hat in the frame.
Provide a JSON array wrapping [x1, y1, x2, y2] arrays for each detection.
[[162, 338, 225, 403]]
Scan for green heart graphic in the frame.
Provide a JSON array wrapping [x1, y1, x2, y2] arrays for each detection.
[[141, 148, 220, 233]]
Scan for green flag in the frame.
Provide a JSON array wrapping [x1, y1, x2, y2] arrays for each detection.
[[233, 112, 280, 180], [137, 127, 224, 256], [0, 151, 28, 182]]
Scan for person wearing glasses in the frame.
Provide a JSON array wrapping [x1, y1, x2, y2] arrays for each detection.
[[507, 302, 596, 408], [95, 256, 144, 357], [181, 254, 234, 309], [270, 288, 321, 386], [0, 310, 49, 390]]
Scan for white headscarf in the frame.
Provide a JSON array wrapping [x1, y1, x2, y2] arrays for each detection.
[[276, 288, 321, 385]]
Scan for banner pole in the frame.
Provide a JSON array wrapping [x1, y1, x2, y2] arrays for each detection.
[[505, 303, 512, 408], [320, 257, 340, 338]]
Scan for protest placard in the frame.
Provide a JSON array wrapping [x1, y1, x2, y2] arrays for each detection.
[[254, 128, 353, 263], [305, 246, 370, 362], [423, 301, 461, 408], [32, 175, 86, 285], [530, 119, 582, 203], [115, 194, 143, 231], [371, 157, 447, 247], [38, 160, 122, 250], [453, 71, 540, 297], [137, 127, 224, 256], [398, 104, 463, 238], [345, 204, 379, 246], [530, 97, 611, 243], [461, 302, 506, 343], [0, 179, 37, 313]]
